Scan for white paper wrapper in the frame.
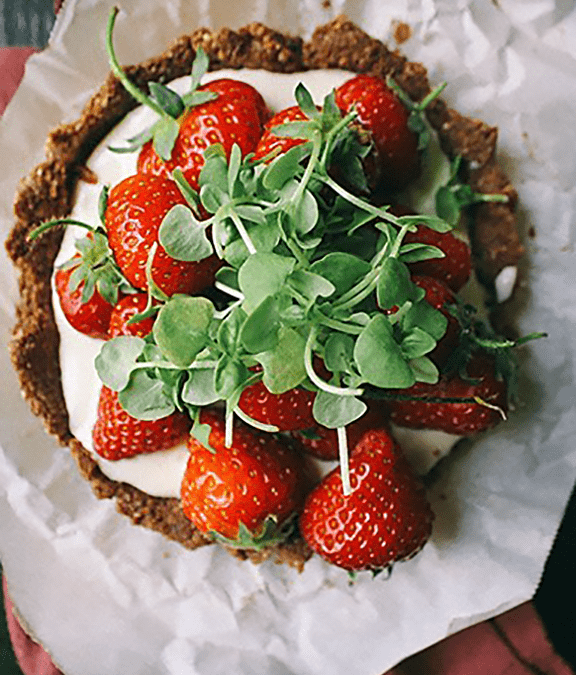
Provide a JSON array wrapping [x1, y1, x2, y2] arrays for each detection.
[[1, 1, 576, 674]]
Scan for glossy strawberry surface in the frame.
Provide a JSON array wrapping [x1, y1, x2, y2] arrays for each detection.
[[237, 379, 316, 431], [335, 74, 420, 192], [92, 386, 191, 460], [137, 79, 269, 189], [105, 174, 221, 296], [300, 427, 434, 572], [55, 263, 115, 340], [252, 105, 309, 162], [181, 409, 306, 543], [108, 293, 155, 338], [387, 353, 508, 435]]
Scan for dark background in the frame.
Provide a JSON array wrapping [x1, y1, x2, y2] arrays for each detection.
[[0, 0, 55, 48]]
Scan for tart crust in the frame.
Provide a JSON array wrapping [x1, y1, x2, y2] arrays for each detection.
[[5, 16, 524, 571]]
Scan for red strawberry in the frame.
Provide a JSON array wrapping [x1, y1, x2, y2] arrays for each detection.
[[137, 79, 269, 190], [237, 379, 316, 431], [387, 353, 508, 435], [299, 427, 434, 572], [108, 293, 155, 338], [55, 261, 116, 340], [105, 174, 221, 296], [291, 401, 389, 461], [181, 408, 306, 546], [334, 74, 420, 192], [92, 386, 191, 460], [412, 274, 460, 366], [403, 224, 471, 292], [252, 106, 310, 162]]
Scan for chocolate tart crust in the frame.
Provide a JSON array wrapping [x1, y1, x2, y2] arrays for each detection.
[[5, 16, 524, 571]]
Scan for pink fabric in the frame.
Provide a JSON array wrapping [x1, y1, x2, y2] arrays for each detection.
[[3, 576, 63, 675], [0, 47, 38, 117]]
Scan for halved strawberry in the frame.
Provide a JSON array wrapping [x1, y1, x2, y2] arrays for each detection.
[[181, 408, 307, 548], [92, 386, 191, 460], [299, 426, 434, 572], [105, 174, 221, 296]]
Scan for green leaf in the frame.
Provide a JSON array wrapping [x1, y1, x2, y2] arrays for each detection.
[[108, 125, 155, 153], [153, 296, 214, 367], [181, 89, 218, 108], [310, 253, 371, 297], [200, 183, 229, 213], [295, 82, 320, 119], [398, 243, 445, 264], [354, 314, 415, 388], [240, 295, 281, 354], [214, 357, 249, 399], [401, 327, 438, 359], [410, 356, 439, 384], [377, 258, 415, 310], [293, 189, 319, 235], [190, 46, 210, 92], [287, 269, 335, 303], [94, 336, 147, 392], [148, 82, 185, 118], [324, 333, 355, 373], [158, 204, 213, 262], [182, 367, 220, 406], [402, 300, 448, 341], [257, 326, 307, 394], [153, 117, 180, 161], [435, 187, 461, 226], [262, 143, 310, 190], [312, 390, 367, 429], [270, 120, 318, 140], [217, 307, 247, 355], [118, 369, 176, 421], [238, 252, 295, 313]]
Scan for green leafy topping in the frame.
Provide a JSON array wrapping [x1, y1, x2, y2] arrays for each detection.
[[435, 156, 510, 226], [105, 7, 216, 158], [210, 514, 298, 551]]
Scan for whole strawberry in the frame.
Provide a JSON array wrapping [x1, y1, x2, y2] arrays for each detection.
[[412, 274, 460, 366], [237, 379, 316, 431], [334, 74, 420, 192], [108, 293, 155, 338], [291, 401, 389, 461], [252, 106, 310, 162], [403, 223, 471, 292], [105, 174, 221, 296], [55, 262, 117, 340], [387, 353, 508, 435], [181, 409, 307, 548], [137, 78, 269, 190], [92, 386, 191, 460], [300, 427, 434, 572]]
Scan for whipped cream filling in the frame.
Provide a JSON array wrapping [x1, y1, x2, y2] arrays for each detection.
[[52, 68, 507, 498]]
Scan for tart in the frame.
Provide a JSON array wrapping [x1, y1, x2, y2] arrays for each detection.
[[6, 15, 525, 572]]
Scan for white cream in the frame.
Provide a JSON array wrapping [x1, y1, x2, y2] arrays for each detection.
[[53, 68, 489, 497]]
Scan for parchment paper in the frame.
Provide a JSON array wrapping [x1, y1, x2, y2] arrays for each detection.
[[1, 1, 576, 674]]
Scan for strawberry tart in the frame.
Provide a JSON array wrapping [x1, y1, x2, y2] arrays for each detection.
[[6, 12, 530, 574]]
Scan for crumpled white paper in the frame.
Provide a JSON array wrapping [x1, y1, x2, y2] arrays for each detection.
[[1, 0, 576, 674]]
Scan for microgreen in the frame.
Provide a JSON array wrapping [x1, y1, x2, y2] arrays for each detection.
[[105, 7, 217, 159], [435, 156, 509, 226]]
